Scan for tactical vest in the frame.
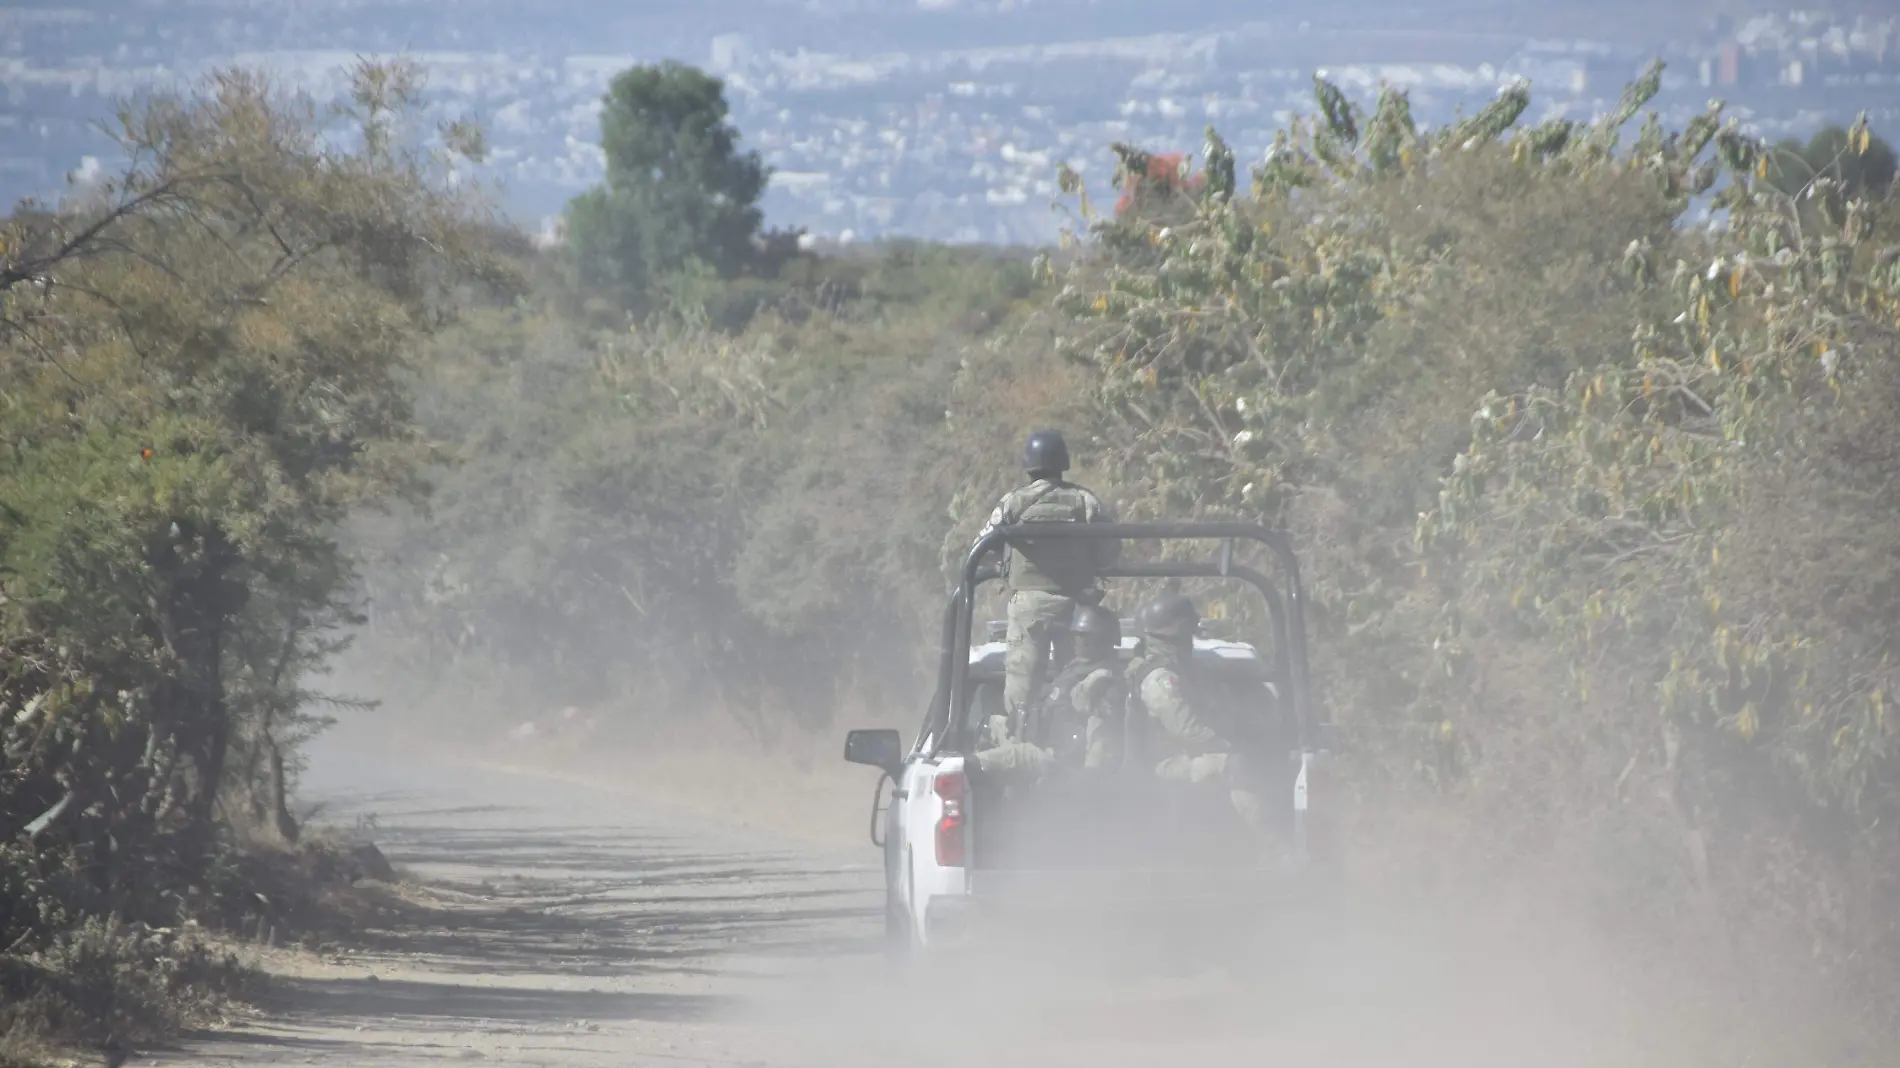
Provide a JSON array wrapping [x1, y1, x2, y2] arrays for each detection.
[[1030, 657, 1119, 768], [1002, 479, 1102, 595]]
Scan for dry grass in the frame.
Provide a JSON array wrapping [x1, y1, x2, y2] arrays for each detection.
[[0, 825, 428, 1066]]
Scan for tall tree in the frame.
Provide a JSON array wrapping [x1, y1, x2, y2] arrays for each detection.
[[566, 61, 772, 306]]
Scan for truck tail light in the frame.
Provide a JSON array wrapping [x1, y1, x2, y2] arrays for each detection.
[[934, 769, 966, 867]]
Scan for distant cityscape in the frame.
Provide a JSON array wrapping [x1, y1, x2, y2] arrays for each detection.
[[3, 4, 1897, 245]]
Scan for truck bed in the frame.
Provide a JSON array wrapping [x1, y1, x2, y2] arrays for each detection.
[[969, 763, 1297, 872], [939, 773, 1314, 960]]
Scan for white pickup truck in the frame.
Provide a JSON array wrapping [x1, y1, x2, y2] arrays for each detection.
[[844, 521, 1331, 963]]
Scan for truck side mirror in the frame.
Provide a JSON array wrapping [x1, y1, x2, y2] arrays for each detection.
[[844, 728, 904, 777]]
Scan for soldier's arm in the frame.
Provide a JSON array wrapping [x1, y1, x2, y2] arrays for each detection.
[[1072, 669, 1116, 718], [1077, 669, 1120, 768], [972, 494, 1010, 560], [1142, 670, 1224, 753]]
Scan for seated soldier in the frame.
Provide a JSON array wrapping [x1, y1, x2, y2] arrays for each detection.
[[972, 602, 1125, 784], [1125, 593, 1268, 836]]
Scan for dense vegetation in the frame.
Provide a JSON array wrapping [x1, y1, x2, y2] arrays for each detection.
[[0, 61, 499, 1058], [1057, 72, 1900, 1035], [8, 48, 1900, 1060]]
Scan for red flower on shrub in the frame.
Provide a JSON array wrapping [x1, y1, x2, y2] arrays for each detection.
[[1115, 152, 1206, 217]]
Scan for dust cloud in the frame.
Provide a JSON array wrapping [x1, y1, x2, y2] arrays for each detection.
[[316, 653, 1877, 1068], [710, 870, 1850, 1068]]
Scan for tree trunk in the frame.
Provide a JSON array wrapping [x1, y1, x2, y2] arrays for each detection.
[[259, 616, 303, 844], [264, 724, 300, 844]]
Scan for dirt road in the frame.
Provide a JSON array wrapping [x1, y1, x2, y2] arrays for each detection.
[[143, 727, 1823, 1068], [147, 729, 894, 1068], [148, 730, 1319, 1068]]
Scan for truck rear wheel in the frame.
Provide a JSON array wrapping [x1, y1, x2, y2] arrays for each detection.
[[884, 889, 914, 969]]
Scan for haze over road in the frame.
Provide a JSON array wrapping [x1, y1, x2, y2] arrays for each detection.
[[145, 722, 1806, 1068], [145, 727, 892, 1067], [149, 727, 1334, 1068]]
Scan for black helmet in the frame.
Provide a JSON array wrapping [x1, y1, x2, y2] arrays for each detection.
[[1135, 593, 1199, 641], [1069, 603, 1122, 647], [1021, 429, 1070, 476]]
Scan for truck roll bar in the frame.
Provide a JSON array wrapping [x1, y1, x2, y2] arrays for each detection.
[[936, 522, 1318, 758]]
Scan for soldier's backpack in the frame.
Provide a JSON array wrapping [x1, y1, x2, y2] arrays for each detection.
[[1005, 480, 1099, 594]]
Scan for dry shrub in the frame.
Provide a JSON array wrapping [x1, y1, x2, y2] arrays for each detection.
[[0, 917, 252, 1059]]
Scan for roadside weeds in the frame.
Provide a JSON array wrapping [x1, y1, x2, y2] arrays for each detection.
[[0, 832, 432, 1068]]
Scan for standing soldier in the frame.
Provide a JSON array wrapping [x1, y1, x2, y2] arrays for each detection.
[[1126, 593, 1267, 834], [973, 430, 1118, 738]]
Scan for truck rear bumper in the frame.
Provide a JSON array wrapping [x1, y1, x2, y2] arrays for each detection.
[[977, 863, 1319, 909], [922, 864, 1326, 953]]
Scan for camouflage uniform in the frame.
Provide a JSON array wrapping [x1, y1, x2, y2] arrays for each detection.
[[1127, 645, 1267, 831], [1028, 653, 1126, 772], [969, 738, 1053, 784], [974, 652, 1124, 783], [975, 477, 1118, 729]]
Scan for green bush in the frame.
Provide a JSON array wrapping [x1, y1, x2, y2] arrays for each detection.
[[1, 58, 494, 1054]]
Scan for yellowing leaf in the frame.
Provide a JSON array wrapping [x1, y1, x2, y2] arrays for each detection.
[[1728, 269, 1740, 298], [1737, 703, 1759, 740], [1709, 346, 1722, 372]]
